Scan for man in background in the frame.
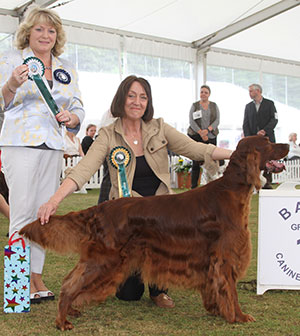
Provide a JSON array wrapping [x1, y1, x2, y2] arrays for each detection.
[[243, 83, 278, 189]]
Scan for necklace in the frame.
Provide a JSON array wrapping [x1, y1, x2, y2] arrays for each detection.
[[123, 123, 141, 145], [131, 133, 140, 145]]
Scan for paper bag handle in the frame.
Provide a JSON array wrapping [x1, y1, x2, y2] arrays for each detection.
[[8, 231, 26, 251]]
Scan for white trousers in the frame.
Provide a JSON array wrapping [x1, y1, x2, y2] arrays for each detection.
[[2, 147, 63, 274]]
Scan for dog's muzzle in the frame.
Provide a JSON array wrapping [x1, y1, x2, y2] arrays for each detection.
[[265, 160, 285, 173]]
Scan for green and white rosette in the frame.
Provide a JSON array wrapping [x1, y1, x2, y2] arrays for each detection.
[[109, 146, 131, 198], [23, 56, 61, 122]]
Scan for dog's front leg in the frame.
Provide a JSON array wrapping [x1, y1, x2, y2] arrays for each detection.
[[216, 262, 255, 323], [231, 283, 255, 323], [202, 257, 255, 323]]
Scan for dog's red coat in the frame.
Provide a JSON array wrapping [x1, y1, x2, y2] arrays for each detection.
[[20, 136, 289, 330]]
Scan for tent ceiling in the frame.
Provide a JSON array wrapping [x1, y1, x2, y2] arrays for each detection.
[[1, 0, 299, 62]]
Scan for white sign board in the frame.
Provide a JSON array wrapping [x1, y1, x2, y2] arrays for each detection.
[[257, 182, 300, 294]]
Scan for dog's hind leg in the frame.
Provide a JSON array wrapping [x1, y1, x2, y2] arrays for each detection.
[[56, 259, 126, 331], [56, 294, 75, 331], [55, 262, 87, 331], [67, 306, 81, 317], [201, 257, 255, 323]]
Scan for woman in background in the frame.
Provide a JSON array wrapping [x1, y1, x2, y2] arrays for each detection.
[[81, 124, 97, 155], [187, 85, 220, 188], [287, 132, 300, 160], [64, 130, 84, 159]]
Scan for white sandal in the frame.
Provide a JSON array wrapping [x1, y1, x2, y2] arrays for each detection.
[[30, 292, 42, 304], [38, 290, 55, 301]]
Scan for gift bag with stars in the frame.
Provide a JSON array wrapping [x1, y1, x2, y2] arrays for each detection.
[[3, 232, 30, 313]]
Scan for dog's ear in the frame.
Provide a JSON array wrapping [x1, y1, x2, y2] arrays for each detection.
[[246, 151, 261, 190]]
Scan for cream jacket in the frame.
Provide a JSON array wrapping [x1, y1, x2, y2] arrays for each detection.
[[68, 118, 218, 199]]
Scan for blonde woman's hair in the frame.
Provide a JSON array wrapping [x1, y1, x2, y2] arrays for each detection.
[[289, 132, 297, 142], [15, 5, 66, 57]]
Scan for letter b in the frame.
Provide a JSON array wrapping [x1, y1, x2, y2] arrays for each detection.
[[279, 208, 291, 220]]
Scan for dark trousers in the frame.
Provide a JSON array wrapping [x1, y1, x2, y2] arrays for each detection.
[[98, 160, 111, 204], [263, 170, 272, 184], [116, 273, 167, 301], [188, 133, 217, 189], [0, 171, 9, 203]]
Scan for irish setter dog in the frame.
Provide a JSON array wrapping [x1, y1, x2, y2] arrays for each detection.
[[20, 136, 289, 330]]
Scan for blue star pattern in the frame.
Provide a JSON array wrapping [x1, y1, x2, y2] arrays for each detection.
[[4, 245, 30, 313]]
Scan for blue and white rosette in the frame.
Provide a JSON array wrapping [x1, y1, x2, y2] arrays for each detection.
[[109, 146, 131, 198], [54, 69, 71, 84]]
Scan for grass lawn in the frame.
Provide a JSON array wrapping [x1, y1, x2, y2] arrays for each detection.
[[0, 188, 300, 335]]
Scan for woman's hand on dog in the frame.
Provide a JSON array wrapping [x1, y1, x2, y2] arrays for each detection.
[[38, 199, 59, 225], [38, 178, 78, 225]]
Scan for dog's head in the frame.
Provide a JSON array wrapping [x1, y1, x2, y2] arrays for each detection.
[[232, 136, 289, 189]]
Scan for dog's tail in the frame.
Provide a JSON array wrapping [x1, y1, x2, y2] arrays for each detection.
[[19, 208, 94, 254]]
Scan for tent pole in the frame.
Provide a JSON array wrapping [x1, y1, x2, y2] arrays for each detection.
[[195, 49, 208, 100]]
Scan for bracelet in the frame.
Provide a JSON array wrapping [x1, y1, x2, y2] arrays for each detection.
[[6, 82, 16, 94]]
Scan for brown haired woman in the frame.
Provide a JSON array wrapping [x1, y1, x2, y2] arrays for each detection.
[[37, 75, 232, 309], [81, 124, 97, 155]]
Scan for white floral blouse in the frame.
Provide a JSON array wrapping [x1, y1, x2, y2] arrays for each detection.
[[0, 47, 85, 150]]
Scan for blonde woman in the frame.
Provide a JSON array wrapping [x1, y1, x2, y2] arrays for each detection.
[[0, 6, 85, 303]]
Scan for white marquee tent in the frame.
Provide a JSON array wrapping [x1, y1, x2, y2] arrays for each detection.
[[1, 0, 300, 145]]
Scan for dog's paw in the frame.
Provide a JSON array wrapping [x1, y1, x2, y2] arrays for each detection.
[[56, 319, 74, 331], [236, 313, 255, 323]]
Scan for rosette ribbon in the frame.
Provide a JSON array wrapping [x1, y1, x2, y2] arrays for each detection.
[[109, 146, 131, 198], [23, 56, 61, 123]]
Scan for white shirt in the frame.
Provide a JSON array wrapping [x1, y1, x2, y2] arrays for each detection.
[[64, 134, 81, 156], [288, 141, 300, 159]]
